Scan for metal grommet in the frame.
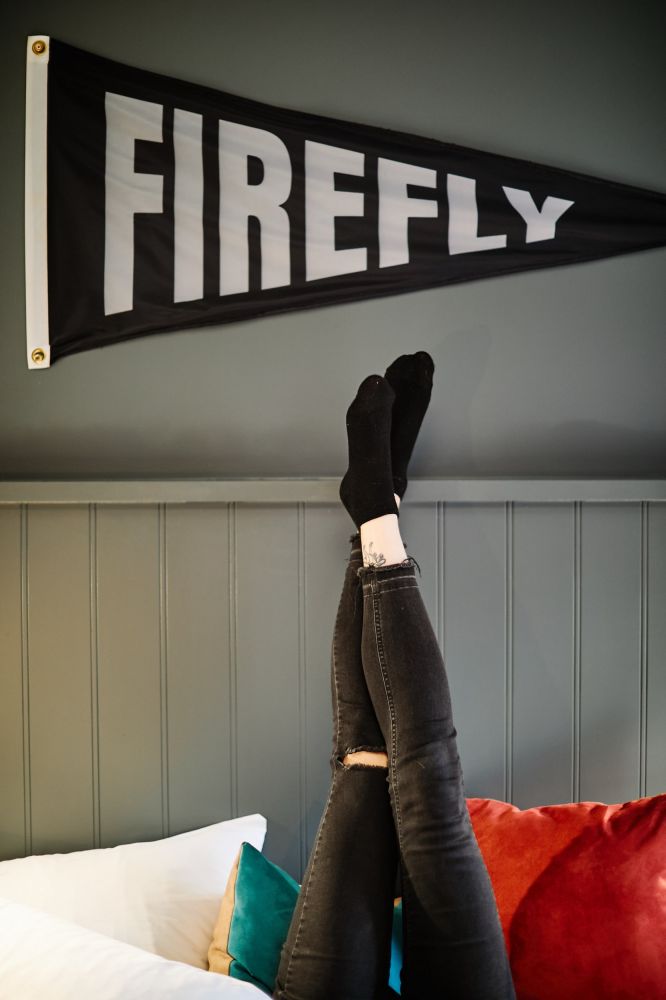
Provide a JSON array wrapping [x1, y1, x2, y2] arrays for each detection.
[[31, 347, 46, 364], [32, 40, 47, 55]]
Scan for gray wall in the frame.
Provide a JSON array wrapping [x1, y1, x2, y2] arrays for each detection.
[[1, 482, 665, 880], [2, 0, 665, 478]]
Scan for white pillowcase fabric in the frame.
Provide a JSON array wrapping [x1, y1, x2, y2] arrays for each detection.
[[0, 814, 266, 971], [0, 897, 266, 1000]]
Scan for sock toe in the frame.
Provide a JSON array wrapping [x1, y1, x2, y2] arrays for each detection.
[[413, 350, 435, 380], [385, 351, 434, 388], [347, 374, 396, 415]]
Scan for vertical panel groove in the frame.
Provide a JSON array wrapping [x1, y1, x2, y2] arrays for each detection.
[[159, 504, 170, 836], [20, 505, 32, 856], [89, 504, 101, 847], [297, 502, 307, 875], [436, 502, 445, 649], [504, 502, 514, 802], [639, 502, 649, 797], [228, 503, 238, 816], [572, 502, 582, 801]]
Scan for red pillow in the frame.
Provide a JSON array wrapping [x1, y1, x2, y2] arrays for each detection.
[[467, 794, 666, 999]]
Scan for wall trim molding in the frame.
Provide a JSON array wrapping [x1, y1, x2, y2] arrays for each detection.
[[1, 478, 665, 504]]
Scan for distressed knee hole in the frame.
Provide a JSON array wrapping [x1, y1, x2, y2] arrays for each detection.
[[342, 750, 389, 768]]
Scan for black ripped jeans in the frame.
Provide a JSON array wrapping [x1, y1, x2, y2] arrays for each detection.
[[273, 535, 515, 1000]]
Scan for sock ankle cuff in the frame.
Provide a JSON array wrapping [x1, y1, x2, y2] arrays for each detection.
[[350, 497, 399, 531]]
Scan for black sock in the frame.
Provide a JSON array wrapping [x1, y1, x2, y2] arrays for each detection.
[[339, 375, 399, 530], [384, 351, 434, 499]]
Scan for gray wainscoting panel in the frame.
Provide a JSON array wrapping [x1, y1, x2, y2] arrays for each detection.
[[96, 506, 164, 846], [0, 506, 25, 861], [165, 504, 232, 835], [646, 503, 666, 797], [0, 488, 664, 878], [579, 504, 642, 804], [442, 504, 508, 802], [26, 506, 94, 855], [511, 503, 574, 808], [234, 505, 302, 876]]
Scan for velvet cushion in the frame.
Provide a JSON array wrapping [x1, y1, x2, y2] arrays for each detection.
[[208, 842, 300, 990], [208, 842, 403, 994], [467, 793, 666, 999], [210, 795, 666, 998]]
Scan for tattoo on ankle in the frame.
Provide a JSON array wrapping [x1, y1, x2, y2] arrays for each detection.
[[363, 541, 386, 567]]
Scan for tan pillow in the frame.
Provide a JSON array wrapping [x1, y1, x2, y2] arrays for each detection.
[[208, 846, 242, 974]]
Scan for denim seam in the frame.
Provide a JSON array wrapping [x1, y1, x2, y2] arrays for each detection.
[[281, 769, 339, 997], [330, 599, 343, 756], [370, 581, 405, 853], [372, 585, 420, 990], [372, 583, 422, 991]]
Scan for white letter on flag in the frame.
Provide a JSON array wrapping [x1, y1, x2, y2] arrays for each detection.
[[502, 187, 575, 242], [104, 93, 164, 315], [377, 159, 438, 267], [174, 108, 204, 303], [219, 121, 292, 296], [447, 174, 507, 255], [305, 141, 367, 281]]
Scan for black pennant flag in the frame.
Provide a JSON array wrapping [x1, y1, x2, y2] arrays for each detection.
[[25, 36, 666, 368]]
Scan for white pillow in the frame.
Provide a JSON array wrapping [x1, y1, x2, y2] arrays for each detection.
[[0, 896, 266, 1000], [0, 814, 266, 971]]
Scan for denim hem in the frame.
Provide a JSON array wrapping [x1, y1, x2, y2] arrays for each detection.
[[332, 744, 387, 759], [356, 555, 420, 580]]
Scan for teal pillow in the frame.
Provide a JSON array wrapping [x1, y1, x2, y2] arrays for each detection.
[[389, 899, 403, 994], [208, 841, 403, 995]]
